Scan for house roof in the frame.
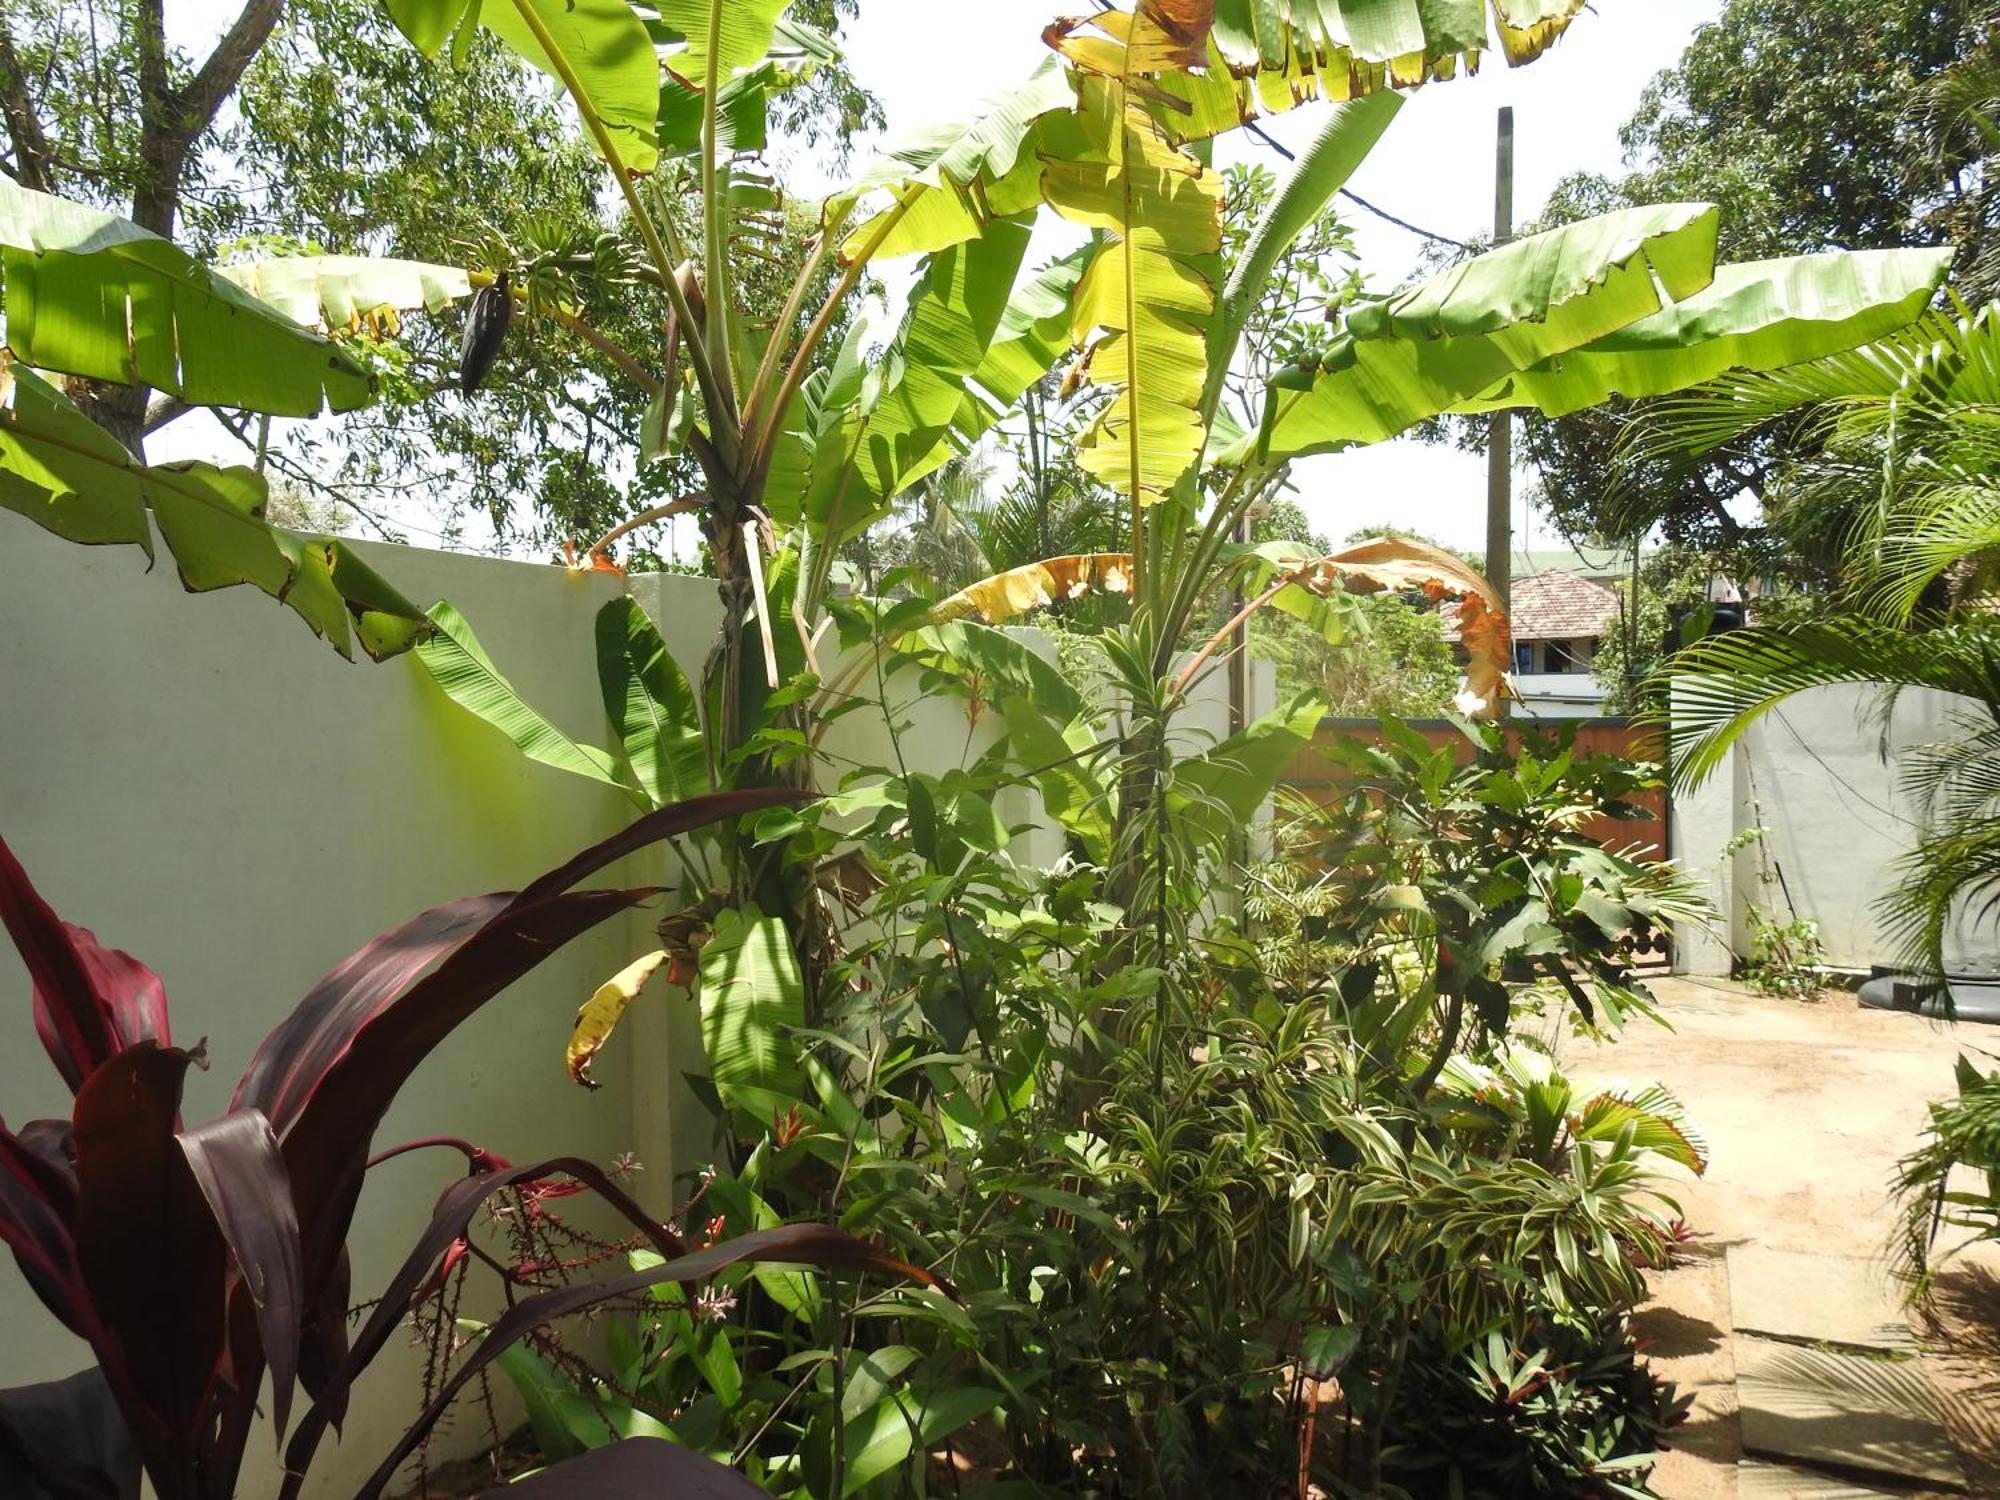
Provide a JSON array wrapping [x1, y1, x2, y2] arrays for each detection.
[[1445, 569, 1622, 644]]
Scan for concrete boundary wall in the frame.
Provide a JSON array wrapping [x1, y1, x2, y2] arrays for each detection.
[[1669, 682, 1973, 976], [0, 519, 1268, 1494]]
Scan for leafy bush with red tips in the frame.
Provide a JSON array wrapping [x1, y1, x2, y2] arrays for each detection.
[[0, 790, 933, 1500]]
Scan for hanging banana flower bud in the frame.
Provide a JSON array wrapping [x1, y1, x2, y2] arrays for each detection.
[[459, 270, 511, 395]]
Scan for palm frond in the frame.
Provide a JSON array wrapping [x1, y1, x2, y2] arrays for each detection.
[[1879, 813, 2000, 977], [1891, 1053, 2000, 1304], [1664, 620, 2000, 789], [1627, 304, 2000, 466]]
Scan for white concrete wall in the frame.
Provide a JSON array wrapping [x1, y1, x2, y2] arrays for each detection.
[[0, 519, 703, 1494], [1669, 682, 1974, 975], [0, 519, 1271, 1495]]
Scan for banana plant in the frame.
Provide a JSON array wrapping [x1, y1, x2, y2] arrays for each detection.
[[0, 180, 432, 661]]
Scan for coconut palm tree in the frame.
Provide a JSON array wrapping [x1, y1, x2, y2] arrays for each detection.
[[1650, 300, 2000, 974]]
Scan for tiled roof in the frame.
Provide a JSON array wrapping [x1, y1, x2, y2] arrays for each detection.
[[1444, 569, 1622, 644]]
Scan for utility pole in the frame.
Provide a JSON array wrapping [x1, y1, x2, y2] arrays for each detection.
[[1484, 107, 1516, 645]]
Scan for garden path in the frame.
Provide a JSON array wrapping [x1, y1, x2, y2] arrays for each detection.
[[1560, 978, 2000, 1499]]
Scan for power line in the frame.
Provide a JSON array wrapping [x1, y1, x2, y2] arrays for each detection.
[[1240, 118, 1472, 251], [1072, 5, 1476, 255]]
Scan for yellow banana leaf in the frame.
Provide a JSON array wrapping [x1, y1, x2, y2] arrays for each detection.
[[567, 948, 677, 1089]]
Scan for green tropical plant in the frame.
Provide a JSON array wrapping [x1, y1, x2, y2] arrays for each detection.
[[1892, 1050, 2000, 1306], [1653, 301, 2000, 975], [481, 678, 1707, 1498], [1377, 1316, 1692, 1500], [1257, 716, 1710, 1087], [1436, 1040, 1708, 1179]]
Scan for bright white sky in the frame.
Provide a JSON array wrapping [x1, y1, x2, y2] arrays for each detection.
[[156, 1, 1726, 555]]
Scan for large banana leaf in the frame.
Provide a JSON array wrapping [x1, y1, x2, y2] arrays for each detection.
[[216, 256, 472, 334], [385, 0, 658, 173], [1255, 213, 1956, 461], [1255, 204, 1721, 458], [834, 57, 1079, 262], [699, 904, 807, 1126], [1141, 0, 1585, 142], [1043, 17, 1225, 508], [767, 226, 1087, 544], [1452, 248, 1955, 418], [655, 0, 793, 89], [0, 364, 427, 659], [0, 180, 372, 417], [1205, 0, 1589, 83], [932, 554, 1134, 625], [415, 600, 633, 791], [596, 596, 710, 805]]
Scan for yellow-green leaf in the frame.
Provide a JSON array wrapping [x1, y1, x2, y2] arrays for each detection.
[[567, 949, 674, 1088], [0, 179, 373, 416], [0, 364, 428, 659]]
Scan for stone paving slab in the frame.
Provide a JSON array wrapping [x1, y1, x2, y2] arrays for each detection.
[[1737, 1460, 1904, 1497], [1727, 1246, 1917, 1352], [1736, 1338, 1965, 1489]]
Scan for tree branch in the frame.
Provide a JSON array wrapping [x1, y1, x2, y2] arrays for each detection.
[[0, 20, 54, 191], [142, 394, 193, 435], [176, 0, 287, 149]]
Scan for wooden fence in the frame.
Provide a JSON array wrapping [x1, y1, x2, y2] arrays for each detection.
[[1276, 716, 1668, 861]]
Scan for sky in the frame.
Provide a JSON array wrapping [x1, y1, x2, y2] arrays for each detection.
[[155, 0, 1728, 556]]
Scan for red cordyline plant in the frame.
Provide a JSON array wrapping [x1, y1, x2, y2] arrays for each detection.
[[0, 790, 935, 1500]]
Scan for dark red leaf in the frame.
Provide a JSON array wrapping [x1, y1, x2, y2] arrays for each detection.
[[268, 791, 808, 1360], [232, 896, 505, 1131], [351, 1222, 937, 1500], [0, 1125, 89, 1338], [239, 791, 803, 1136], [177, 1111, 303, 1440], [67, 926, 169, 1054], [70, 1044, 222, 1492], [280, 890, 655, 1302], [0, 835, 125, 1095], [0, 1367, 141, 1500], [294, 1247, 350, 1436], [280, 1155, 686, 1495], [10, 1119, 76, 1212], [486, 1436, 769, 1498], [516, 788, 808, 905]]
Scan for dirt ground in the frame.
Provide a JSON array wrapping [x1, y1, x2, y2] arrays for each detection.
[[1561, 977, 2000, 1499]]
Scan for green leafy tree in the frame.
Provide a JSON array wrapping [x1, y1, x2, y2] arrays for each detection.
[[0, 0, 877, 548], [1522, 0, 1992, 563]]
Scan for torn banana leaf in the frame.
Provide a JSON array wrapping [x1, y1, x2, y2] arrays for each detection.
[[568, 949, 674, 1089], [0, 364, 427, 659], [0, 178, 373, 416]]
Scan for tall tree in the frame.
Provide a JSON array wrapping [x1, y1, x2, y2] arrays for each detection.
[[1520, 0, 1992, 569], [0, 0, 291, 448], [0, 0, 877, 551]]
